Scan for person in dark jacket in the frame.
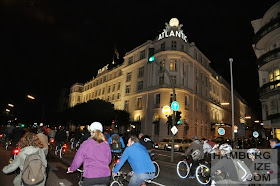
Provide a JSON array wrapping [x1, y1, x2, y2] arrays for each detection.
[[80, 128, 90, 144], [55, 126, 67, 147], [269, 138, 280, 185], [138, 133, 154, 153], [10, 124, 25, 148]]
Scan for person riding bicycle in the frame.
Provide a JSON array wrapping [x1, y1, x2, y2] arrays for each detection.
[[108, 129, 125, 154], [68, 122, 111, 186], [184, 136, 204, 179], [211, 143, 240, 185], [55, 126, 67, 148], [113, 135, 155, 186], [138, 133, 155, 154]]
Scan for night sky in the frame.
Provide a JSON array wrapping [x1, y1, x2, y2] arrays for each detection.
[[1, 0, 279, 123]]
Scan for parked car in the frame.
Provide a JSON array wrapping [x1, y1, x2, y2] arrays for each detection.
[[167, 138, 193, 152], [154, 138, 171, 150]]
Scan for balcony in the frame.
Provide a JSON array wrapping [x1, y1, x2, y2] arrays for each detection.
[[253, 16, 280, 46], [258, 80, 280, 98], [135, 105, 142, 110], [257, 47, 280, 70]]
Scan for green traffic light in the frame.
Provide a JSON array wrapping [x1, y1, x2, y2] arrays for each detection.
[[148, 56, 155, 62], [177, 120, 182, 124]]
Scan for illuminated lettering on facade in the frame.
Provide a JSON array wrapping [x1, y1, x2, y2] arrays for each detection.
[[158, 18, 188, 43]]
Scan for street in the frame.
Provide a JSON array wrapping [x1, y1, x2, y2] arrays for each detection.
[[0, 143, 202, 186]]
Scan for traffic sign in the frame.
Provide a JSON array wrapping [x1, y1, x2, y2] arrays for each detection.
[[171, 101, 179, 111], [162, 105, 171, 115], [253, 131, 259, 138], [171, 126, 178, 135], [218, 128, 225, 135]]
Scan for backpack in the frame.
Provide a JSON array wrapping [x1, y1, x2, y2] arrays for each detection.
[[111, 135, 122, 150], [21, 151, 46, 186], [231, 158, 252, 182]]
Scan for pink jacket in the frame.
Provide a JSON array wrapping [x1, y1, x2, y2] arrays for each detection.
[[70, 138, 111, 178]]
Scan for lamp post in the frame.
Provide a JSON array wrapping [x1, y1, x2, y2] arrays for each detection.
[[229, 58, 235, 148]]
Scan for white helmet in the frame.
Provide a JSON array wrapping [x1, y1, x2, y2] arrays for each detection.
[[247, 148, 260, 156], [219, 144, 232, 154], [89, 122, 103, 132], [191, 149, 201, 160]]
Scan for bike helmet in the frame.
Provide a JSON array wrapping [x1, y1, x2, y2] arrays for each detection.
[[219, 144, 232, 154], [191, 149, 201, 160], [89, 122, 103, 132], [247, 148, 260, 156]]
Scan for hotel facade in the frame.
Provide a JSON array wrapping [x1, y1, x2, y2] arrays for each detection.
[[69, 18, 250, 142], [251, 1, 280, 139]]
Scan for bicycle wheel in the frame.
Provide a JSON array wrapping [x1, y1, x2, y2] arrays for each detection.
[[110, 180, 121, 186], [195, 164, 211, 185], [153, 161, 160, 178], [177, 160, 190, 179]]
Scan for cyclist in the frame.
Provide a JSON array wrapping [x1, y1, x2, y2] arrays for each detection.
[[108, 129, 125, 154], [68, 122, 111, 186], [184, 136, 204, 179], [211, 143, 240, 185], [55, 126, 67, 149], [138, 133, 155, 154], [113, 135, 155, 186]]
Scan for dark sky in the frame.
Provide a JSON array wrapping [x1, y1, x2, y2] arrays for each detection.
[[1, 0, 279, 122]]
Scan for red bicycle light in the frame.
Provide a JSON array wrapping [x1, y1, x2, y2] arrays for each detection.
[[116, 159, 120, 164], [13, 148, 20, 154], [50, 139, 54, 143], [0, 134, 3, 137], [63, 144, 67, 148]]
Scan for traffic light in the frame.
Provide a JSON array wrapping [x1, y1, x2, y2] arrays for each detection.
[[167, 115, 172, 126], [147, 48, 155, 63], [20, 123, 25, 128], [175, 111, 182, 124]]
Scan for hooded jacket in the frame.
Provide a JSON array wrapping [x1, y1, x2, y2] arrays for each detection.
[[2, 146, 47, 186], [69, 138, 111, 178]]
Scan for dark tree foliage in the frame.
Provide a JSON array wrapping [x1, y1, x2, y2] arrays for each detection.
[[54, 99, 130, 128]]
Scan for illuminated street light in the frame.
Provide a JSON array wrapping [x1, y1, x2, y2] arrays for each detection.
[[6, 109, 10, 112], [245, 116, 251, 119], [8, 104, 14, 107], [27, 95, 35, 100], [254, 120, 260, 123]]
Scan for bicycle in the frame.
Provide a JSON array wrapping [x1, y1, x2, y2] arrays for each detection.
[[110, 171, 165, 186], [67, 168, 107, 186]]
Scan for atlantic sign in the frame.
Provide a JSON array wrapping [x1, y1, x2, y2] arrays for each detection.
[[158, 18, 188, 43]]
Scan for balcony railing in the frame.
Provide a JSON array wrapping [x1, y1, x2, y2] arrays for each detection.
[[257, 47, 280, 68], [253, 16, 280, 44], [258, 80, 280, 96], [135, 105, 142, 110]]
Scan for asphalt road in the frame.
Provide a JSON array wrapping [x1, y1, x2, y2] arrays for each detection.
[[0, 143, 202, 186]]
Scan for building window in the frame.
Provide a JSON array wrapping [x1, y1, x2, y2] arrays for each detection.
[[170, 59, 176, 71], [103, 76, 107, 82], [138, 67, 144, 78], [171, 41, 177, 50], [140, 50, 145, 60], [102, 88, 105, 95], [160, 60, 165, 72], [170, 93, 177, 104], [136, 97, 142, 110], [125, 85, 131, 94], [112, 84, 115, 92], [159, 75, 164, 85], [117, 93, 120, 100], [117, 82, 121, 90], [112, 94, 115, 101], [170, 75, 176, 85], [128, 56, 133, 65], [98, 89, 101, 96], [161, 42, 165, 51], [107, 96, 110, 101], [124, 100, 129, 111], [126, 72, 132, 82], [185, 95, 189, 110], [155, 94, 160, 108], [108, 86, 111, 93], [137, 81, 143, 91], [95, 91, 98, 97]]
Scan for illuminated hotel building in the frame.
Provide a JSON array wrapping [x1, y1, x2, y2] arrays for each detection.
[[252, 1, 280, 139], [69, 18, 249, 141]]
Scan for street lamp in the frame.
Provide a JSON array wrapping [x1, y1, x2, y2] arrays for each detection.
[[8, 104, 14, 107], [221, 102, 230, 106], [27, 95, 35, 100], [229, 58, 235, 148]]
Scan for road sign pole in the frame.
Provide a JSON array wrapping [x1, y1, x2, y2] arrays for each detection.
[[150, 58, 176, 162]]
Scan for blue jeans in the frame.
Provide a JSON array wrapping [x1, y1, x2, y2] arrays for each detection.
[[129, 173, 155, 186]]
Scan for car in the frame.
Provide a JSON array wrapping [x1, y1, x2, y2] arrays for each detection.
[[154, 138, 171, 150], [166, 138, 193, 152]]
